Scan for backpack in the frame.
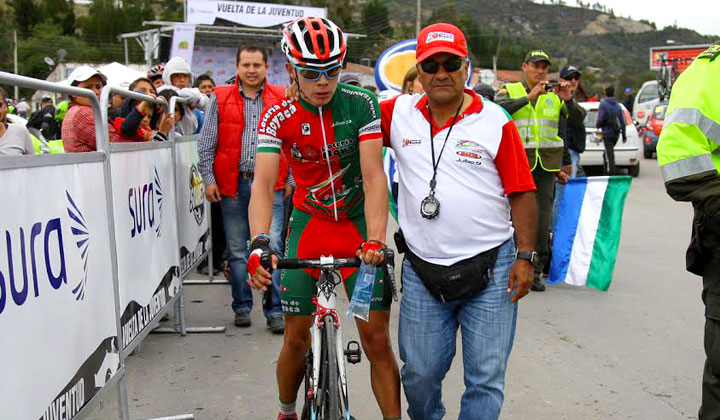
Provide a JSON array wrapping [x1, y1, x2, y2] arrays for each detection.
[[608, 103, 623, 133]]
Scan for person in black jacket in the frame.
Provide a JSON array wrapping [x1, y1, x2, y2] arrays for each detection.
[[597, 86, 627, 175], [26, 97, 59, 140], [559, 66, 588, 178]]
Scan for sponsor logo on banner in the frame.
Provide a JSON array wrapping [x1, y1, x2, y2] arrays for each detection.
[[128, 166, 164, 239], [120, 268, 176, 349], [0, 191, 88, 316], [189, 164, 205, 226], [41, 337, 120, 420]]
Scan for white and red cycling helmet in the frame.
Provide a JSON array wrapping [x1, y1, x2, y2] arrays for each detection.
[[281, 17, 347, 69]]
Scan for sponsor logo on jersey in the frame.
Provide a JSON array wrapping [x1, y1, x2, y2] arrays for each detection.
[[456, 151, 481, 159], [402, 138, 422, 147], [301, 123, 311, 135]]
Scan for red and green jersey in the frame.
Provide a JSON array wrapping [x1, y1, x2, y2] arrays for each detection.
[[257, 83, 382, 220]]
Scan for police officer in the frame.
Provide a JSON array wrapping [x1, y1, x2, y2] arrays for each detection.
[[657, 41, 720, 419], [495, 50, 584, 291]]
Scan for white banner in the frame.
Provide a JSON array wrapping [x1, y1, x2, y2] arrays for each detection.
[[187, 0, 326, 27], [0, 162, 119, 420], [175, 136, 210, 277], [170, 23, 197, 70], [110, 149, 180, 350], [191, 45, 289, 86]]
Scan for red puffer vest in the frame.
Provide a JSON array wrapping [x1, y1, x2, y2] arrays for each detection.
[[213, 78, 289, 197]]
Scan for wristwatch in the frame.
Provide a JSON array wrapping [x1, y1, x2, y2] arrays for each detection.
[[516, 251, 538, 264]]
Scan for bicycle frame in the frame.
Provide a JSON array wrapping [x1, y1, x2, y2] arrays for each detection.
[[310, 256, 350, 419]]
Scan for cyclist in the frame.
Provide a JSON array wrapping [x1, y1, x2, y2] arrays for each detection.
[[246, 17, 401, 420]]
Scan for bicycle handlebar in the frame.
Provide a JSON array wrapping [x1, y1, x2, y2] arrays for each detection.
[[277, 257, 362, 270]]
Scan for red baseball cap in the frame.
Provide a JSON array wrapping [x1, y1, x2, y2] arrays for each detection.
[[416, 23, 468, 62]]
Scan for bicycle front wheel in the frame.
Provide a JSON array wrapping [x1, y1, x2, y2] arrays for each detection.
[[320, 315, 342, 420]]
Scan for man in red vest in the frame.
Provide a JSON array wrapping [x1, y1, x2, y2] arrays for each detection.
[[198, 44, 291, 333]]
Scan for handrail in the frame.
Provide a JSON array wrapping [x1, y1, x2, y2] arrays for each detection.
[[167, 95, 191, 143], [99, 85, 169, 152], [0, 71, 110, 153]]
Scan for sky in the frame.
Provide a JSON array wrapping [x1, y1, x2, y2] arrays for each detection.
[[566, 1, 720, 37]]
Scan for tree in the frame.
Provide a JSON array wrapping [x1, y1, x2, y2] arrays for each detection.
[[362, 0, 392, 39], [13, 0, 41, 34], [42, 0, 76, 35]]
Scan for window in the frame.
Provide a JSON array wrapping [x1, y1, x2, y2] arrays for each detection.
[[638, 84, 659, 103], [584, 110, 598, 129]]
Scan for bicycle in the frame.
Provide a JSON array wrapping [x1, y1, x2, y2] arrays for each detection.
[[274, 250, 397, 420], [657, 57, 680, 101]]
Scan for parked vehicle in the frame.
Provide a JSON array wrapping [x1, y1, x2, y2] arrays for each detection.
[[642, 101, 668, 159], [632, 80, 660, 126], [580, 101, 642, 177]]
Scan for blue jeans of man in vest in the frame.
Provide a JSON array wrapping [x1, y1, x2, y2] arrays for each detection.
[[399, 238, 517, 420], [221, 178, 284, 318]]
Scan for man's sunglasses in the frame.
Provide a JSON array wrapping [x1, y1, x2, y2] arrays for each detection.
[[293, 64, 342, 82], [419, 57, 467, 74]]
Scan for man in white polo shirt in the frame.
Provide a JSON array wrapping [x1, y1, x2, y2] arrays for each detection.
[[380, 23, 538, 419]]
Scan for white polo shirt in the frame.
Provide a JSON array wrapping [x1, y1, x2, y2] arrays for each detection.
[[381, 89, 536, 265]]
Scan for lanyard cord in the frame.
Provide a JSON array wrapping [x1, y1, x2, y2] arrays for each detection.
[[318, 105, 339, 222], [427, 98, 464, 191]]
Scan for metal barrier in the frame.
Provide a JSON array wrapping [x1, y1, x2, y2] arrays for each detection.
[[0, 71, 129, 420], [0, 72, 218, 420], [168, 95, 229, 286]]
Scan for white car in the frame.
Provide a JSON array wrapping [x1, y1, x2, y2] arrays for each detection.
[[632, 80, 660, 126], [579, 101, 642, 177]]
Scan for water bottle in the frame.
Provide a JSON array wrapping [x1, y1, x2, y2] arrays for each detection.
[[347, 262, 376, 322]]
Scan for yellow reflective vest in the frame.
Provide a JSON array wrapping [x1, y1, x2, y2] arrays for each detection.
[[506, 82, 565, 171], [657, 44, 720, 182]]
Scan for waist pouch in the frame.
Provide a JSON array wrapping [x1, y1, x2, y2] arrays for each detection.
[[406, 246, 499, 303]]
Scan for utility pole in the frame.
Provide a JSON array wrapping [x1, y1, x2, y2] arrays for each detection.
[[13, 30, 19, 100], [416, 0, 421, 38]]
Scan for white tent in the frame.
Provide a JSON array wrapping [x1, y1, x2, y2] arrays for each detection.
[[95, 62, 146, 88]]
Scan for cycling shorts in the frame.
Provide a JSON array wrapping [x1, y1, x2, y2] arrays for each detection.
[[280, 208, 389, 316]]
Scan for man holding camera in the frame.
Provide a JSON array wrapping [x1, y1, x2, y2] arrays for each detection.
[[495, 50, 584, 292]]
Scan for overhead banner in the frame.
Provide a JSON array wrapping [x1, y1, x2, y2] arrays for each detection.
[[171, 23, 197, 70], [110, 149, 180, 350], [0, 161, 119, 420], [175, 136, 210, 277], [187, 0, 326, 27]]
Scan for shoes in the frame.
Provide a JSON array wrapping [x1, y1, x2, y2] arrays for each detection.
[[267, 315, 285, 334], [531, 278, 546, 292], [277, 413, 298, 420], [234, 311, 251, 327]]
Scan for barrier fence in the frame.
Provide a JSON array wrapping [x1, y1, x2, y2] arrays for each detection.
[[0, 71, 222, 420]]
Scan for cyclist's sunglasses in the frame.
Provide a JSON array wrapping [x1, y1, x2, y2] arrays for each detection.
[[419, 57, 467, 74], [293, 64, 342, 82]]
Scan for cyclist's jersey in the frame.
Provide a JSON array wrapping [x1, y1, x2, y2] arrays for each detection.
[[257, 83, 382, 220]]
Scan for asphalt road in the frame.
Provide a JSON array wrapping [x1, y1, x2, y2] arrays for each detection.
[[87, 157, 704, 420]]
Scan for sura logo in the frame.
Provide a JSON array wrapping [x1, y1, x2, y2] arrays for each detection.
[[128, 167, 164, 239], [189, 164, 205, 226], [0, 191, 89, 316]]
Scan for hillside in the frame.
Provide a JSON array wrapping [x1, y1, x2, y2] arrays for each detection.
[[380, 0, 717, 88]]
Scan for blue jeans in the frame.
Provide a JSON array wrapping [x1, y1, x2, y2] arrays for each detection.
[[399, 238, 517, 420], [220, 179, 284, 318]]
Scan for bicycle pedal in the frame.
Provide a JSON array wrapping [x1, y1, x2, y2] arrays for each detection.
[[344, 340, 362, 364]]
